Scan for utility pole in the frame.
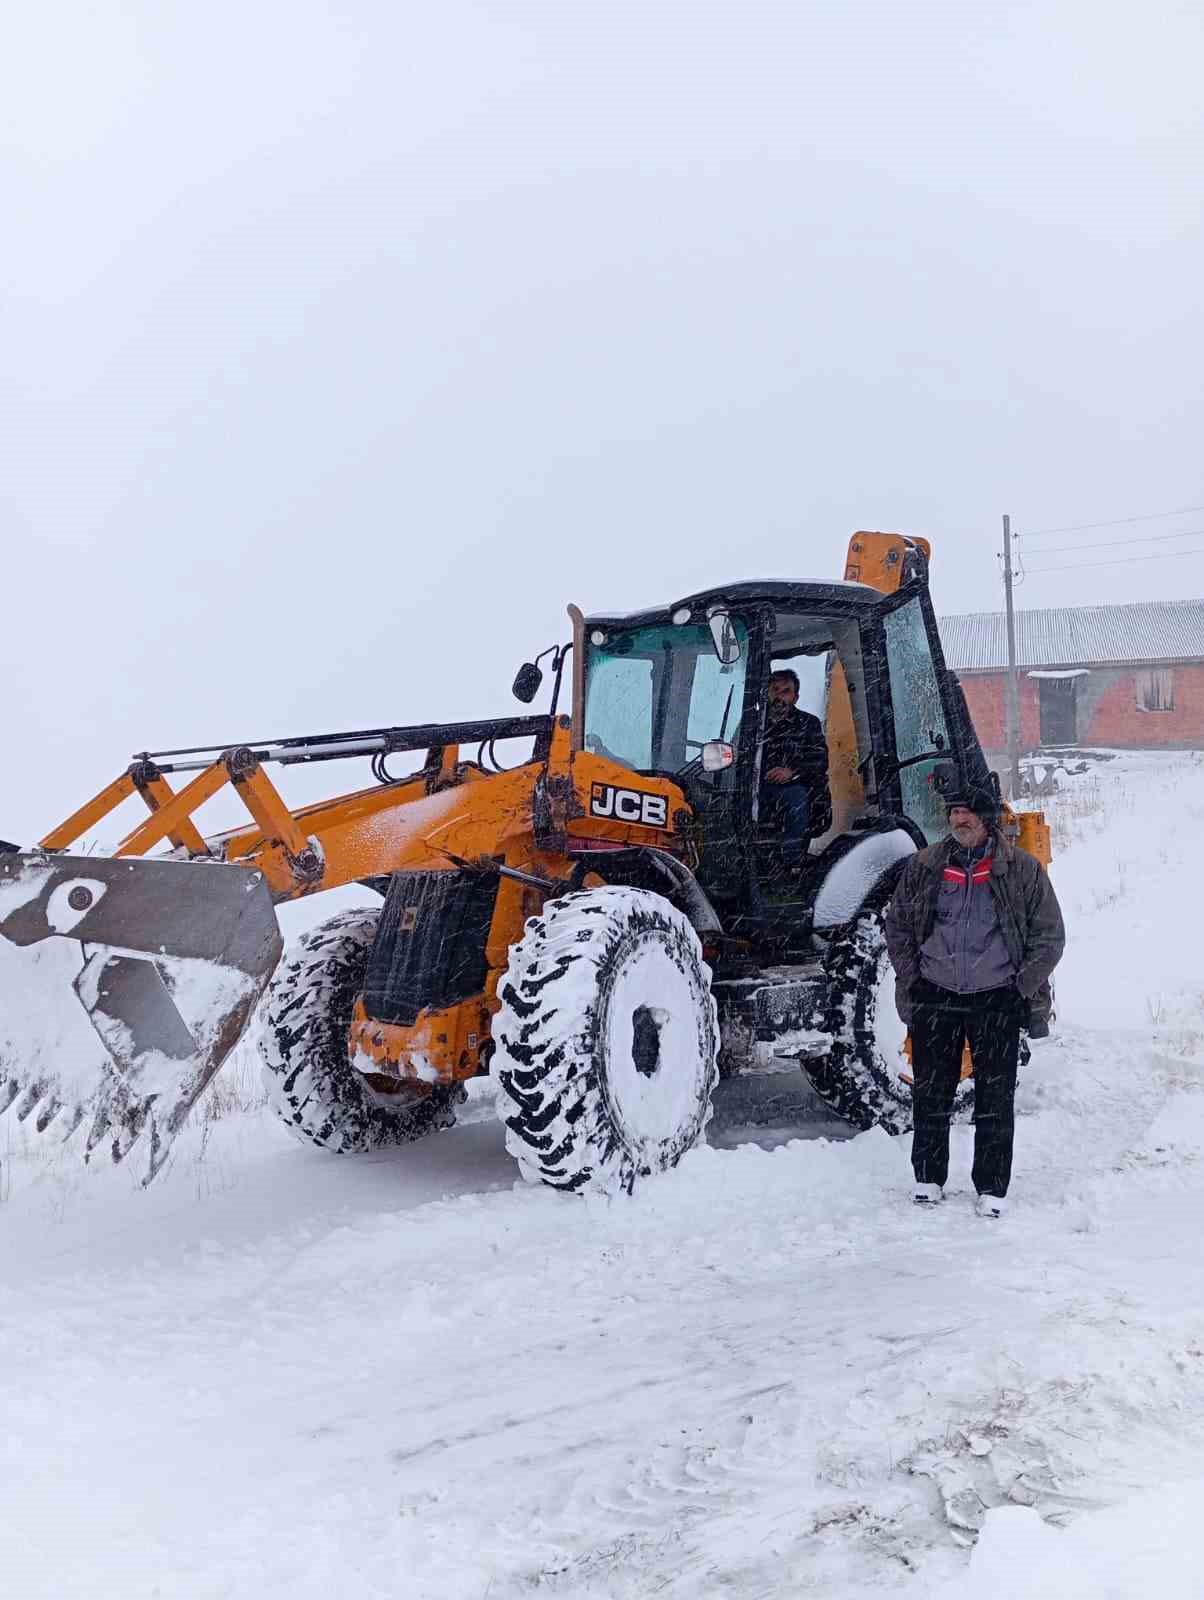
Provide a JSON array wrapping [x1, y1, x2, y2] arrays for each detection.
[[1001, 513, 1021, 798]]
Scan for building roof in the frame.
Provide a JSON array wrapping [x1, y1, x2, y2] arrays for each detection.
[[939, 598, 1204, 673]]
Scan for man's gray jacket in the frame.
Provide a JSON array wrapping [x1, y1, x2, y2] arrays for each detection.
[[883, 829, 1065, 1025]]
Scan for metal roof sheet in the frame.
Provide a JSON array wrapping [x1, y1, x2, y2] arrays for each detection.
[[939, 599, 1204, 672]]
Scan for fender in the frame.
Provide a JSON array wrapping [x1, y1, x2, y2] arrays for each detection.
[[811, 819, 921, 929]]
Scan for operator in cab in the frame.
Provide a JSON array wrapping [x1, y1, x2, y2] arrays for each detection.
[[760, 669, 831, 867]]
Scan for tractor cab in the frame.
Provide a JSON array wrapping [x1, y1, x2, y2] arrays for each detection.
[[577, 542, 990, 957]]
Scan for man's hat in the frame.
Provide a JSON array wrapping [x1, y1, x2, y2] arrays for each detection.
[[932, 764, 999, 823], [942, 779, 999, 824]]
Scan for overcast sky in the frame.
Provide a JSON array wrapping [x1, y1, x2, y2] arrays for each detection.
[[4, 1, 1202, 839]]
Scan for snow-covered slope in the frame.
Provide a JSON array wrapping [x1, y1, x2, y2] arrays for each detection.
[[2, 752, 1203, 1598]]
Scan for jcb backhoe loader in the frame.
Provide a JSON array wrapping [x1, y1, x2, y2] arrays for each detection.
[[0, 533, 1050, 1192]]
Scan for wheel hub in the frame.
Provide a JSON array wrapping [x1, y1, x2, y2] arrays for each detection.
[[630, 1005, 670, 1078], [601, 933, 711, 1154]]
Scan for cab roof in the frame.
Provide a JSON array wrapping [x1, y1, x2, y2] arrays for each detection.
[[584, 578, 888, 631]]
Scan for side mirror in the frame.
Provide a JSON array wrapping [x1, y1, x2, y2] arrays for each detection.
[[706, 607, 742, 665], [701, 740, 735, 772], [512, 662, 543, 703], [931, 762, 958, 797]]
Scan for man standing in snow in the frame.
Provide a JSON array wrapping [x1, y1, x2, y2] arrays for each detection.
[[883, 779, 1065, 1218]]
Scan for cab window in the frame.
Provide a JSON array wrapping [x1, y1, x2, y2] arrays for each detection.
[[882, 597, 950, 841], [584, 619, 748, 776]]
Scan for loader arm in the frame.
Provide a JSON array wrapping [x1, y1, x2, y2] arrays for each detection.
[[34, 713, 558, 897], [1, 712, 562, 1182], [216, 756, 546, 899]]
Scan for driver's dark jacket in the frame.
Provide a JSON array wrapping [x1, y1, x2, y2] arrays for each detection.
[[761, 708, 829, 789], [759, 707, 832, 831]]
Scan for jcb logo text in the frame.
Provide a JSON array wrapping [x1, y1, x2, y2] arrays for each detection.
[[589, 783, 669, 828]]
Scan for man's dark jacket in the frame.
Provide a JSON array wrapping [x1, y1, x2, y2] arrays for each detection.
[[760, 709, 832, 832], [884, 829, 1065, 1024]]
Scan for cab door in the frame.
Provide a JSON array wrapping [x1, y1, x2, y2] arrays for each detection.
[[870, 589, 962, 843]]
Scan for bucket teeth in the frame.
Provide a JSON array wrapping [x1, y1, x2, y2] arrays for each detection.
[[34, 1095, 63, 1134], [82, 1083, 152, 1170], [108, 1101, 150, 1168], [14, 1081, 48, 1123], [84, 1094, 114, 1160], [1, 1074, 83, 1139], [57, 1103, 86, 1143]]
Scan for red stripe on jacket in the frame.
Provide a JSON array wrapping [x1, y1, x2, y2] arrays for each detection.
[[942, 856, 994, 888]]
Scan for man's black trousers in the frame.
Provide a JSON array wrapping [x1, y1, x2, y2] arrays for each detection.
[[909, 977, 1025, 1198]]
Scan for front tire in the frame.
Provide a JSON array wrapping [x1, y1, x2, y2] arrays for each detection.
[[493, 887, 720, 1194], [260, 908, 462, 1153], [809, 908, 973, 1134]]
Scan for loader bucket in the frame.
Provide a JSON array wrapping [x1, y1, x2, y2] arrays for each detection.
[[0, 852, 282, 1182]]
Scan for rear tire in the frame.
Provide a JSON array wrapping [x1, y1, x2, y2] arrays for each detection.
[[809, 908, 973, 1133], [493, 887, 719, 1194], [260, 908, 462, 1153]]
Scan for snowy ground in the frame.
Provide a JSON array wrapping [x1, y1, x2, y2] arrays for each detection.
[[3, 751, 1204, 1598]]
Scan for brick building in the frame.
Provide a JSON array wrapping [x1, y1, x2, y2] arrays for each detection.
[[939, 599, 1204, 756]]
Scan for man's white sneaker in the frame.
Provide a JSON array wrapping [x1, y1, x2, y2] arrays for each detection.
[[913, 1183, 944, 1206], [975, 1194, 1008, 1219]]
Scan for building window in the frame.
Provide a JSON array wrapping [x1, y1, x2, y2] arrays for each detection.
[[1136, 668, 1174, 712]]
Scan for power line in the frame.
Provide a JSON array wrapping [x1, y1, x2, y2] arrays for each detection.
[[1022, 525, 1204, 556], [1023, 502, 1204, 539], [1026, 545, 1204, 575]]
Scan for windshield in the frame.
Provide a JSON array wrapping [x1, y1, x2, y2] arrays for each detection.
[[583, 619, 749, 775]]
